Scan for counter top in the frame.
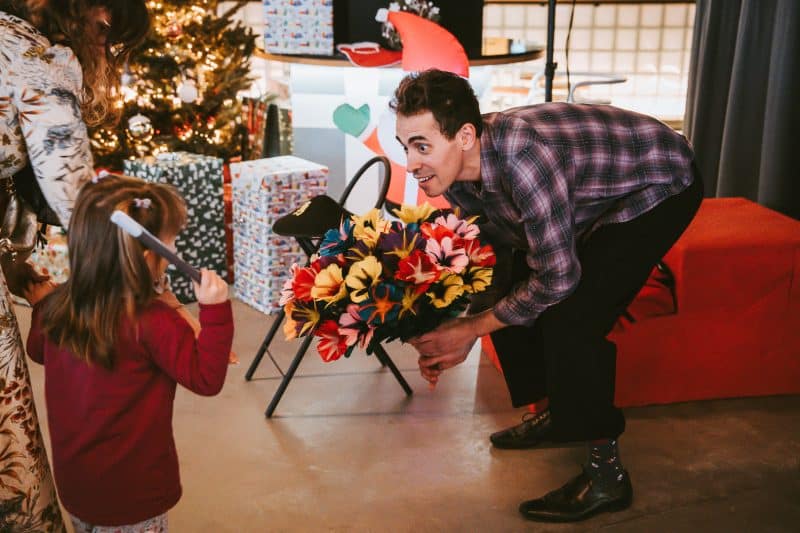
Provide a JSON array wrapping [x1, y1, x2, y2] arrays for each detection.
[[254, 47, 544, 67]]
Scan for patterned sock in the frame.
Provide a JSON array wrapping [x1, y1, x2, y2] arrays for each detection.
[[587, 439, 625, 488], [526, 397, 550, 415]]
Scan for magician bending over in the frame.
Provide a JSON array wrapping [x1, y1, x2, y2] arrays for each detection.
[[393, 69, 702, 522]]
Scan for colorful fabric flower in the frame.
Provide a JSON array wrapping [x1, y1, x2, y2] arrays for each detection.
[[338, 304, 374, 348], [426, 273, 465, 309], [345, 255, 382, 303], [356, 283, 402, 325], [392, 203, 436, 225], [352, 208, 391, 248], [463, 239, 496, 267], [288, 300, 321, 337], [400, 286, 421, 317], [291, 263, 320, 302], [434, 213, 480, 240], [425, 236, 469, 274], [395, 249, 440, 293], [319, 218, 354, 257], [462, 266, 493, 294], [311, 264, 348, 304], [316, 320, 349, 362]]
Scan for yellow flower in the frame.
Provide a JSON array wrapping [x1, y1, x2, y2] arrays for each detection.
[[392, 202, 436, 225], [310, 264, 348, 304], [427, 274, 465, 309], [400, 286, 421, 317], [463, 267, 493, 294], [282, 302, 299, 340], [352, 208, 390, 248], [292, 302, 321, 337], [345, 255, 382, 303]]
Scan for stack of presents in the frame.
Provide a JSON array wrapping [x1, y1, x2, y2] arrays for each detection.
[[33, 152, 328, 313]]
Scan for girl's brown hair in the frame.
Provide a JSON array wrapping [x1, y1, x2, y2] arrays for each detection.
[[1, 0, 150, 127], [39, 175, 187, 369]]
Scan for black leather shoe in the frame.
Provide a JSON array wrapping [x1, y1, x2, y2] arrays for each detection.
[[490, 411, 552, 449], [519, 468, 633, 522]]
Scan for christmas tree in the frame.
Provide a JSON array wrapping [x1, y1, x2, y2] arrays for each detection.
[[91, 0, 256, 169]]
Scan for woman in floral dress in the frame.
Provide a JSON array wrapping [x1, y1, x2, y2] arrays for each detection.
[[0, 1, 148, 529]]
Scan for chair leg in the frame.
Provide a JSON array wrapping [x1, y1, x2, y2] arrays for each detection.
[[245, 308, 286, 381], [265, 334, 314, 418], [372, 344, 413, 396]]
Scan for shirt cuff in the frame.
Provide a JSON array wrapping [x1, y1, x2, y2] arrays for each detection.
[[494, 296, 540, 327], [198, 300, 233, 325]]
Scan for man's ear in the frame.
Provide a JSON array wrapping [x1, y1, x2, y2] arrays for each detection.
[[457, 123, 477, 150]]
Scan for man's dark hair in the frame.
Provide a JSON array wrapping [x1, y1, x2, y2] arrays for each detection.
[[390, 69, 483, 139]]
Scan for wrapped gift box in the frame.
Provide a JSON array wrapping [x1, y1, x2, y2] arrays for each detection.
[[124, 152, 228, 303], [263, 0, 334, 56], [230, 156, 328, 314]]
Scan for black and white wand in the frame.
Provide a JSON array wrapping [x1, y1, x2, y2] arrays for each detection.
[[110, 210, 201, 283]]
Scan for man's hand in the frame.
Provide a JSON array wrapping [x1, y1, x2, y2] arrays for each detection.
[[409, 317, 479, 386]]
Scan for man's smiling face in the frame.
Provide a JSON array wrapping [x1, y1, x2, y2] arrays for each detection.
[[396, 111, 467, 198]]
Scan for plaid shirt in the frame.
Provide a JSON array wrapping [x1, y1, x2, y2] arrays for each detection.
[[445, 103, 695, 326]]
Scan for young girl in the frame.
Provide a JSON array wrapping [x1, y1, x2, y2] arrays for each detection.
[[25, 174, 234, 532]]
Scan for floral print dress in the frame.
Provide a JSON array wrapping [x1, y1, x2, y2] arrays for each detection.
[[0, 10, 92, 532]]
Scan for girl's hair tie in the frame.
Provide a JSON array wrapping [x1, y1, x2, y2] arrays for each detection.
[[132, 198, 152, 209], [91, 169, 112, 184]]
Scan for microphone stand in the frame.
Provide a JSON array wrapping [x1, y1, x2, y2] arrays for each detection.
[[544, 0, 557, 103]]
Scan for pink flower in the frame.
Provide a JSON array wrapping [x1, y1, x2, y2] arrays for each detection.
[[338, 304, 374, 349], [434, 213, 480, 240], [426, 236, 469, 274]]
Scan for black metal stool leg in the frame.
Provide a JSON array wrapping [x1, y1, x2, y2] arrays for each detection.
[[245, 308, 286, 381], [372, 344, 413, 396], [265, 334, 314, 417]]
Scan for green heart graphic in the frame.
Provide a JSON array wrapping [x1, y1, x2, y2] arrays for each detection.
[[333, 103, 370, 137]]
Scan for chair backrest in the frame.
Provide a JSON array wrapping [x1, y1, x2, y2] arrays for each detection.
[[338, 155, 391, 211]]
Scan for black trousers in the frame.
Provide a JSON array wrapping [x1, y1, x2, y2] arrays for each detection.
[[489, 175, 704, 442]]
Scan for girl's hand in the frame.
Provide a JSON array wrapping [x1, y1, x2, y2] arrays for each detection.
[[193, 269, 228, 305], [23, 279, 57, 306]]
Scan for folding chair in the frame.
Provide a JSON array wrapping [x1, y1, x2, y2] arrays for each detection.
[[244, 155, 413, 417]]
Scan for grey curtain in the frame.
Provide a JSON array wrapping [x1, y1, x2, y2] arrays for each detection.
[[685, 0, 800, 219]]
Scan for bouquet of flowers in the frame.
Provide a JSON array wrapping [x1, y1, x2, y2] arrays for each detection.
[[280, 203, 496, 362]]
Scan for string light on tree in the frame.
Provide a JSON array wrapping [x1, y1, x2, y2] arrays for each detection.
[[90, 0, 256, 168]]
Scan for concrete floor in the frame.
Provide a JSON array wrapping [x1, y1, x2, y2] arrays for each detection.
[[19, 300, 800, 532]]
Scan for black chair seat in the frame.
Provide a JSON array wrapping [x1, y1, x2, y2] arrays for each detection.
[[272, 194, 352, 239]]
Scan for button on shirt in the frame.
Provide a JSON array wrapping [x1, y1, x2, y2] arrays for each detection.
[[445, 103, 694, 327]]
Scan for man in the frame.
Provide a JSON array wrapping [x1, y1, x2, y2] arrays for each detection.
[[392, 69, 702, 522]]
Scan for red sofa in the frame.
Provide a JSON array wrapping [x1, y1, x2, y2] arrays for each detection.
[[481, 198, 800, 407]]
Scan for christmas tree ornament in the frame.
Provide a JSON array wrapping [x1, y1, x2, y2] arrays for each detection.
[[177, 79, 199, 103], [165, 18, 183, 40], [127, 113, 154, 142]]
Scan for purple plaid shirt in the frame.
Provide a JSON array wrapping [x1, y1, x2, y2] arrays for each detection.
[[445, 103, 695, 326]]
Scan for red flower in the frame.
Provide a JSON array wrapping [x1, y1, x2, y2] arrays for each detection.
[[463, 239, 496, 267], [292, 263, 320, 302], [396, 249, 440, 293], [315, 320, 349, 362], [420, 222, 455, 242]]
